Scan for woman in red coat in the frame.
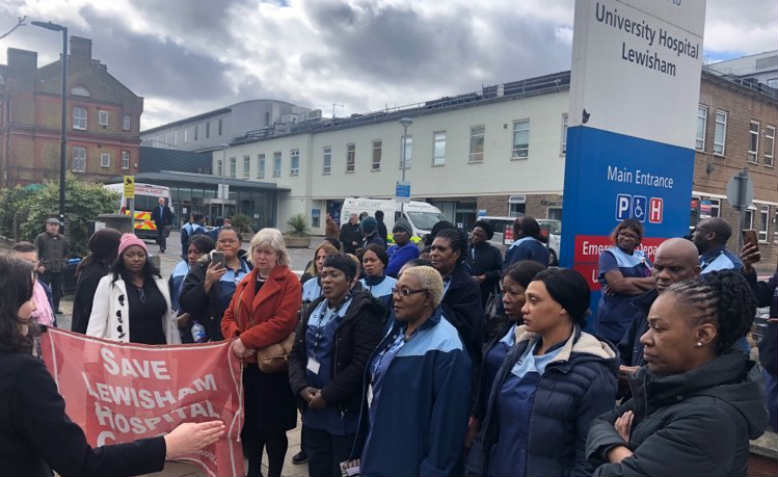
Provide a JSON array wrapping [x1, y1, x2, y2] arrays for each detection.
[[221, 228, 302, 477]]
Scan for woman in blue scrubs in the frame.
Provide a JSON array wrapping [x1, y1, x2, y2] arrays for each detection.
[[359, 244, 396, 300], [595, 219, 655, 343]]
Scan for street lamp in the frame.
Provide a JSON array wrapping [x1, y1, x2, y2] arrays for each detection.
[[31, 21, 68, 229]]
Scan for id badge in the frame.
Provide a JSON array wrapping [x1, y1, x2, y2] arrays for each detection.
[[366, 384, 374, 408], [307, 357, 321, 374]]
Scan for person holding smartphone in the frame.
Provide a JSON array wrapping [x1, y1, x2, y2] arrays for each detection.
[[741, 239, 777, 431], [180, 226, 251, 341]]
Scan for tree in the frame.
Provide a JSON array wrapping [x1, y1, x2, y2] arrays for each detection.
[[4, 175, 119, 257]]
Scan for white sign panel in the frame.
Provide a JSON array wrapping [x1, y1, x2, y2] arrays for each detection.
[[568, 0, 706, 148]]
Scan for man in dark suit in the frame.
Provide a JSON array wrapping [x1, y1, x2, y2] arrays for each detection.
[[150, 196, 173, 253]]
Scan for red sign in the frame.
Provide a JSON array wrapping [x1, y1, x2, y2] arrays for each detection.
[[573, 235, 667, 290], [40, 328, 245, 477], [649, 197, 664, 224]]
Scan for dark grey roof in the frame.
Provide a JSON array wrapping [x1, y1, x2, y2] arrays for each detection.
[[124, 170, 289, 191], [139, 146, 212, 174]]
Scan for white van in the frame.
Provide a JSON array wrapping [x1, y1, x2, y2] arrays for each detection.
[[340, 197, 441, 241], [104, 182, 174, 239]]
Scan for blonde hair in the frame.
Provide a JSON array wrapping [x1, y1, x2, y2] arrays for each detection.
[[402, 265, 444, 308], [249, 228, 289, 267]]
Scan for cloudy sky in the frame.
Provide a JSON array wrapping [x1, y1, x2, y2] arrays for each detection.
[[1, 0, 776, 130]]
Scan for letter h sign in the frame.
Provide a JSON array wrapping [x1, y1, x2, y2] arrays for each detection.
[[649, 197, 663, 224]]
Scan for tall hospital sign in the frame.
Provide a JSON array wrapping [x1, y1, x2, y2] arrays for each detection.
[[561, 0, 706, 322]]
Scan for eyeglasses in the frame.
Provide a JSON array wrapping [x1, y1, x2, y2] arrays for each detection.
[[391, 287, 428, 297]]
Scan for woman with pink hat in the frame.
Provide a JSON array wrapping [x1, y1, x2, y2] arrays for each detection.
[[86, 234, 181, 344]]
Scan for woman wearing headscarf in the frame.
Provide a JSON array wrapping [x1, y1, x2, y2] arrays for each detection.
[[221, 228, 301, 477], [359, 265, 471, 477], [71, 228, 122, 333], [467, 268, 618, 477], [0, 255, 226, 476], [595, 219, 655, 344], [288, 254, 385, 477], [86, 234, 180, 344], [586, 271, 767, 476]]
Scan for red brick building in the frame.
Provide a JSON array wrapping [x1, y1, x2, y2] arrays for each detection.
[[0, 36, 143, 186]]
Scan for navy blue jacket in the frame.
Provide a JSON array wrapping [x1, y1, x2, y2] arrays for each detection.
[[359, 307, 472, 477], [467, 326, 618, 477], [503, 236, 549, 270], [618, 289, 657, 368]]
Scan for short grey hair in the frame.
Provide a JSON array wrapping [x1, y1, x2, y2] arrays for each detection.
[[249, 228, 289, 267], [402, 265, 444, 308]]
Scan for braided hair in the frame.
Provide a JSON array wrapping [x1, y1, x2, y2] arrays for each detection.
[[665, 270, 756, 354]]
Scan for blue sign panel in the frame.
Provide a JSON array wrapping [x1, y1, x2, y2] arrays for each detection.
[[395, 181, 411, 201], [560, 126, 694, 330]]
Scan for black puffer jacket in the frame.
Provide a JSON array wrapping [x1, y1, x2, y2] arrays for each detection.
[[442, 263, 484, 367], [746, 270, 777, 376], [467, 326, 619, 476], [288, 287, 386, 415], [71, 261, 111, 334], [586, 352, 767, 476]]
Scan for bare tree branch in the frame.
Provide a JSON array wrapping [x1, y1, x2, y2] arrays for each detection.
[[0, 16, 27, 41]]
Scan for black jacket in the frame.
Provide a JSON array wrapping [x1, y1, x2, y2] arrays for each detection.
[[467, 242, 503, 308], [747, 270, 777, 376], [339, 223, 363, 254], [376, 220, 388, 246], [468, 326, 619, 477], [71, 261, 111, 334], [288, 287, 386, 415], [442, 263, 484, 367], [618, 289, 657, 368], [179, 256, 252, 341], [150, 205, 173, 227], [0, 350, 165, 476], [586, 352, 767, 476]]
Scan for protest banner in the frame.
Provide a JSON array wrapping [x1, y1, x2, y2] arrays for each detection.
[[40, 328, 245, 477]]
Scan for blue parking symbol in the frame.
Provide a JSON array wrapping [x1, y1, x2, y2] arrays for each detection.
[[616, 194, 632, 221], [632, 196, 647, 222]]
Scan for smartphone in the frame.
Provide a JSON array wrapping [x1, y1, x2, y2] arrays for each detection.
[[742, 230, 761, 261], [211, 251, 226, 268]]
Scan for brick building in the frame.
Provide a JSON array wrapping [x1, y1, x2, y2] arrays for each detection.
[[0, 36, 143, 186], [693, 69, 778, 263]]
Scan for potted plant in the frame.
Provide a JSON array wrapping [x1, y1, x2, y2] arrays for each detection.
[[284, 214, 311, 248]]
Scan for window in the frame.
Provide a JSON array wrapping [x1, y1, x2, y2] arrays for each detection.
[[121, 151, 130, 170], [194, 124, 199, 141], [744, 208, 755, 233], [273, 152, 282, 178], [100, 152, 111, 168], [509, 195, 526, 217], [98, 110, 109, 127], [547, 207, 562, 220], [72, 107, 87, 130], [346, 144, 355, 173], [70, 86, 90, 96], [699, 197, 721, 218], [323, 147, 332, 175], [561, 114, 568, 155], [122, 114, 131, 131], [218, 119, 223, 136], [748, 121, 760, 163], [696, 105, 707, 150], [205, 121, 210, 139], [290, 149, 300, 176], [372, 141, 382, 171], [183, 128, 189, 143], [512, 119, 530, 160], [758, 205, 769, 242], [265, 111, 271, 126], [713, 110, 727, 155], [401, 136, 412, 170], [433, 131, 446, 166], [243, 155, 250, 179], [172, 131, 178, 146], [764, 125, 775, 166], [257, 154, 266, 179], [229, 157, 236, 178], [71, 147, 86, 172], [216, 159, 223, 176], [469, 125, 485, 162]]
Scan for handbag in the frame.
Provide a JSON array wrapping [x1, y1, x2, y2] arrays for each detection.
[[256, 332, 296, 373]]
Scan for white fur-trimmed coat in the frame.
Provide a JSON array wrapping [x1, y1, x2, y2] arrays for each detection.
[[85, 274, 181, 344]]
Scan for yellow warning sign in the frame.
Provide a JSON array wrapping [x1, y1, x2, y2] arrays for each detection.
[[123, 175, 135, 199]]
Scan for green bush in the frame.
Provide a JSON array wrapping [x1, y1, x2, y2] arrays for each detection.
[[229, 213, 255, 236], [0, 175, 119, 257], [286, 214, 309, 236]]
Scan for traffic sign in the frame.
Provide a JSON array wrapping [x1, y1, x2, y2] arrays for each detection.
[[726, 169, 754, 211], [616, 194, 631, 220], [395, 181, 411, 203], [123, 175, 135, 199], [632, 196, 647, 222], [649, 198, 664, 224]]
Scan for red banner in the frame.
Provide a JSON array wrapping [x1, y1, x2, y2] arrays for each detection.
[[40, 328, 245, 477]]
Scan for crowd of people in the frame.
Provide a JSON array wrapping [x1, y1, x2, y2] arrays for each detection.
[[0, 210, 775, 477]]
